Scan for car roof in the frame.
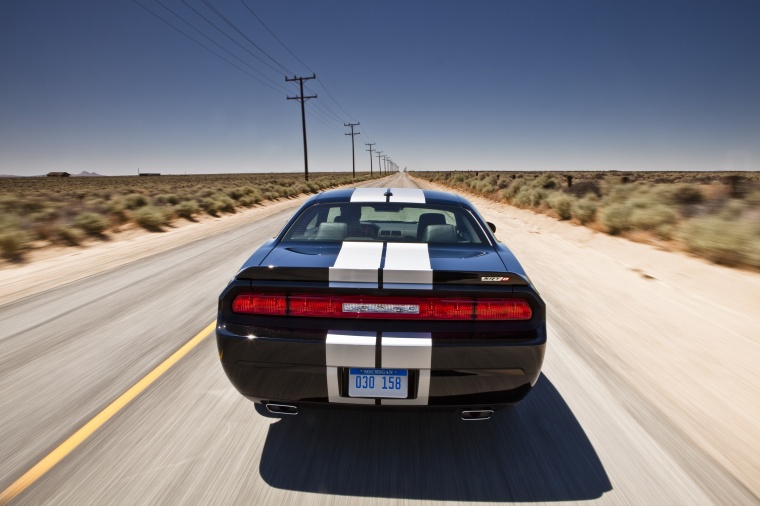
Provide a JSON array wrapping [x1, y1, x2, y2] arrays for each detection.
[[310, 187, 471, 208]]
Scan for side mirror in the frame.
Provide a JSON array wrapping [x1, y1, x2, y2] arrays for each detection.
[[487, 222, 496, 233]]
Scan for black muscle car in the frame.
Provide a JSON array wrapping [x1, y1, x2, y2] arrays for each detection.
[[217, 187, 546, 420]]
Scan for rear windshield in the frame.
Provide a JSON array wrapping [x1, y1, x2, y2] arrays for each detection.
[[282, 203, 489, 244]]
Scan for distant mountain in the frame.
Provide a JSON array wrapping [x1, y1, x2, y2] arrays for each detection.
[[0, 174, 23, 178], [72, 171, 104, 177]]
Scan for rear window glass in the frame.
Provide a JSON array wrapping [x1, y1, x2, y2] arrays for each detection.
[[282, 203, 489, 244]]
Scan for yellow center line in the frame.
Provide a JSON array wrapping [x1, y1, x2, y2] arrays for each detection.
[[0, 320, 217, 505]]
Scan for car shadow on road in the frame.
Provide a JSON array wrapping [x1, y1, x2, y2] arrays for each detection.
[[259, 374, 612, 502]]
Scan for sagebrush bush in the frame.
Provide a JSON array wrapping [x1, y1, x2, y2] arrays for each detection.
[[718, 199, 748, 220], [600, 203, 632, 234], [604, 182, 638, 204], [501, 178, 527, 200], [681, 217, 760, 267], [239, 193, 262, 207], [547, 193, 575, 220], [217, 196, 236, 213], [0, 195, 20, 212], [174, 200, 200, 219], [200, 198, 220, 216], [670, 183, 704, 205], [629, 205, 677, 237], [154, 193, 180, 205], [124, 193, 148, 210], [0, 219, 31, 259], [572, 195, 598, 224], [225, 188, 245, 200], [55, 226, 85, 246], [133, 206, 168, 230], [73, 212, 109, 236]]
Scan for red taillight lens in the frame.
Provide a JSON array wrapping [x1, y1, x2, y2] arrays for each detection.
[[475, 299, 532, 320], [289, 295, 342, 317], [232, 293, 532, 320], [231, 294, 286, 315]]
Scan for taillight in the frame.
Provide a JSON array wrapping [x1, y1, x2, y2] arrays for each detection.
[[231, 294, 286, 315], [476, 298, 533, 320], [232, 293, 532, 320]]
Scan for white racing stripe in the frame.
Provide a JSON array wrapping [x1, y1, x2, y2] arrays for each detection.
[[383, 243, 432, 289], [349, 187, 426, 203], [380, 332, 432, 405], [350, 188, 387, 202], [329, 242, 383, 288], [388, 188, 425, 203], [325, 331, 376, 404]]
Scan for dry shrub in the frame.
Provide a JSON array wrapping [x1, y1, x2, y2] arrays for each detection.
[[547, 193, 575, 220], [174, 200, 200, 219], [629, 205, 677, 238], [124, 193, 148, 210], [55, 226, 85, 246], [600, 203, 632, 234], [225, 188, 245, 200], [681, 217, 760, 267], [154, 193, 180, 205], [670, 184, 704, 205], [217, 196, 236, 213], [73, 212, 109, 236], [133, 206, 168, 231], [0, 195, 21, 212], [0, 218, 31, 259], [239, 193, 262, 207], [719, 199, 747, 220], [572, 195, 598, 224], [501, 178, 527, 201], [200, 198, 220, 216], [566, 180, 601, 198]]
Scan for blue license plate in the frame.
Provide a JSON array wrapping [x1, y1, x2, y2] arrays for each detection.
[[348, 368, 408, 398]]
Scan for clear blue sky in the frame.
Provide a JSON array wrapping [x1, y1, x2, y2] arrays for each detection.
[[1, 0, 759, 176]]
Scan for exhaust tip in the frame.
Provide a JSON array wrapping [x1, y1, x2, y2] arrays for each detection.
[[461, 409, 493, 421], [265, 403, 298, 415]]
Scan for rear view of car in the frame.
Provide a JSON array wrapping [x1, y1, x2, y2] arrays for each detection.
[[216, 187, 546, 419]]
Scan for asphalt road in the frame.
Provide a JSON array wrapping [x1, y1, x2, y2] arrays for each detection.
[[1, 173, 757, 505]]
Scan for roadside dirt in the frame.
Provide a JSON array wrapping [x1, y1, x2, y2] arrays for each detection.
[[0, 197, 306, 306], [412, 174, 760, 497]]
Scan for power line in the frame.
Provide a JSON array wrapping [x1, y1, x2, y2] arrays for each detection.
[[176, 0, 290, 90], [239, 0, 314, 74], [151, 0, 290, 95], [200, 0, 294, 76], [132, 0, 287, 96], [305, 106, 345, 133], [237, 0, 359, 124]]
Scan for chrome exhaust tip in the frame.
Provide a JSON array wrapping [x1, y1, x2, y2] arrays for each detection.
[[461, 409, 493, 421], [265, 403, 298, 415]]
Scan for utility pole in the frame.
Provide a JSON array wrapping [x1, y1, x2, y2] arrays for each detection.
[[376, 151, 383, 177], [344, 122, 360, 179], [365, 143, 375, 177], [286, 74, 317, 181]]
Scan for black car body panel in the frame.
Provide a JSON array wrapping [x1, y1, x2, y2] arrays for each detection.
[[217, 187, 546, 414]]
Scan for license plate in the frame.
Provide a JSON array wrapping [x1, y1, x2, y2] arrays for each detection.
[[348, 368, 408, 398]]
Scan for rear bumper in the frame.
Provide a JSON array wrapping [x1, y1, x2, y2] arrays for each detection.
[[217, 322, 545, 409]]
